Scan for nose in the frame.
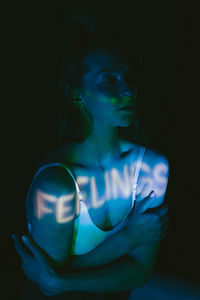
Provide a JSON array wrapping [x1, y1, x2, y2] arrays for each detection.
[[119, 79, 133, 98]]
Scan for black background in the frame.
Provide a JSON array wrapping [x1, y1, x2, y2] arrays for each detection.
[[1, 1, 198, 298]]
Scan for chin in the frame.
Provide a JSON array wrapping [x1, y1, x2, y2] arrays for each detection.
[[118, 116, 134, 127]]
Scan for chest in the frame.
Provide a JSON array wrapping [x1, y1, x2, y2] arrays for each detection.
[[74, 161, 138, 230], [46, 143, 149, 230]]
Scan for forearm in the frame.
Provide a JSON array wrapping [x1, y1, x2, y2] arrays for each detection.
[[69, 227, 136, 269], [57, 255, 147, 293]]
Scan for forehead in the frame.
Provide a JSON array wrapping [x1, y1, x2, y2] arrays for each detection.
[[83, 48, 133, 75]]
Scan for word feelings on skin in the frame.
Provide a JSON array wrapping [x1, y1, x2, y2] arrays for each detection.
[[35, 162, 168, 223]]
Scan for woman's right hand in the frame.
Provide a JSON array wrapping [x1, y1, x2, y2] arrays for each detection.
[[124, 191, 169, 249]]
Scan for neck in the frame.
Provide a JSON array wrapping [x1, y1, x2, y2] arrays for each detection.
[[72, 122, 121, 170]]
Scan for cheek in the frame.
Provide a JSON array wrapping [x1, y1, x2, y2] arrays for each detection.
[[83, 90, 116, 109], [96, 85, 120, 101], [83, 83, 119, 102], [82, 85, 120, 118]]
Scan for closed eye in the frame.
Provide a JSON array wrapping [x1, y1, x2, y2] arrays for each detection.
[[97, 75, 117, 84]]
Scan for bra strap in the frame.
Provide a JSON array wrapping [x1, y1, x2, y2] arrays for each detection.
[[132, 146, 146, 203], [28, 162, 82, 200]]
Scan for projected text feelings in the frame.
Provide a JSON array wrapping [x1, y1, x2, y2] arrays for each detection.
[[35, 162, 168, 223]]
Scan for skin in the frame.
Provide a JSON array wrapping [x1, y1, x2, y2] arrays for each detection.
[[69, 48, 137, 169], [13, 47, 169, 296]]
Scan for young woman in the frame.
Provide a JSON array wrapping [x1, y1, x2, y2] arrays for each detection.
[[13, 32, 169, 299]]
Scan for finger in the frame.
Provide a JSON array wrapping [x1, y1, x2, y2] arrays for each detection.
[[21, 235, 48, 267], [12, 234, 34, 261], [22, 262, 39, 283], [22, 264, 34, 281], [136, 191, 156, 213], [135, 183, 149, 201]]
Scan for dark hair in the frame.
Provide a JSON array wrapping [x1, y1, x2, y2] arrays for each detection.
[[56, 29, 148, 145]]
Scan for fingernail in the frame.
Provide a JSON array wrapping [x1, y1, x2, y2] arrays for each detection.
[[22, 235, 27, 242], [150, 191, 156, 198]]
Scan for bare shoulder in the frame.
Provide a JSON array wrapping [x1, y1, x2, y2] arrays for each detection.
[[27, 157, 77, 228], [120, 139, 169, 169], [144, 147, 170, 171], [26, 147, 77, 264], [120, 140, 169, 206], [32, 164, 76, 195]]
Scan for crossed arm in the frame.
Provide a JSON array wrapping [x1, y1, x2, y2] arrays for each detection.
[[14, 153, 169, 295], [14, 188, 167, 295], [14, 224, 160, 294]]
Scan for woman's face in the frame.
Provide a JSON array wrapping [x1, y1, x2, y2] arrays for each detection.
[[79, 48, 137, 127]]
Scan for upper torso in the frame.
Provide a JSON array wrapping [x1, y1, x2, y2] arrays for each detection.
[[40, 140, 145, 227], [27, 140, 168, 257]]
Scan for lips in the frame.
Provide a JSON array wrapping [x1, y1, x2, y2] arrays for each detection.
[[118, 105, 133, 111]]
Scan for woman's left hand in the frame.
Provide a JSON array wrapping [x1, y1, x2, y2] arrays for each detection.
[[13, 234, 63, 296]]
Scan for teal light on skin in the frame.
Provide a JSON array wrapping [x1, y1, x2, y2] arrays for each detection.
[[123, 96, 132, 104], [82, 93, 133, 105], [85, 51, 137, 128], [35, 161, 169, 223], [109, 96, 132, 104], [35, 190, 75, 224], [34, 50, 165, 224], [110, 97, 117, 104]]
